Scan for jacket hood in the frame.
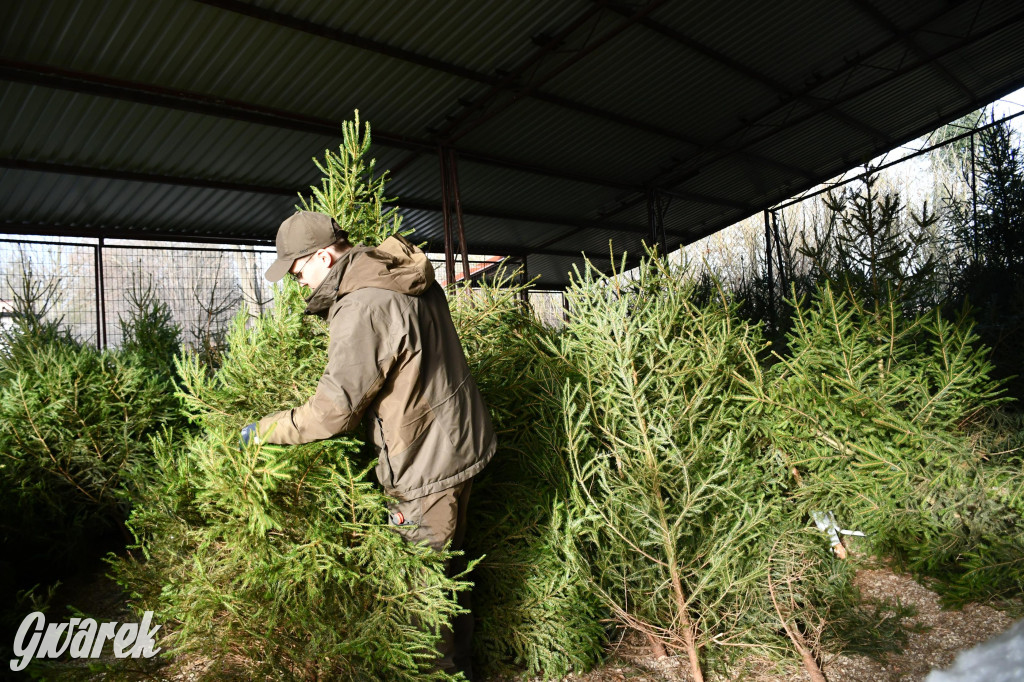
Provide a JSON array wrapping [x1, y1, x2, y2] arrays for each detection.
[[304, 234, 435, 315]]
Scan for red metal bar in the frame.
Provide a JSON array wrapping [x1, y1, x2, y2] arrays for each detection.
[[448, 149, 471, 280], [437, 146, 456, 287]]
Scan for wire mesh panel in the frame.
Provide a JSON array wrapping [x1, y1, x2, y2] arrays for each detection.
[[100, 243, 276, 350], [0, 238, 100, 345], [1, 236, 552, 350], [0, 236, 277, 351], [528, 291, 568, 328], [427, 254, 506, 287]]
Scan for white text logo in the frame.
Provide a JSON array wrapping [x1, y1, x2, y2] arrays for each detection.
[[10, 611, 161, 672]]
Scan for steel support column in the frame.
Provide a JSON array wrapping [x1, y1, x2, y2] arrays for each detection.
[[437, 146, 456, 287], [764, 209, 775, 331], [94, 238, 107, 349], [971, 130, 979, 261], [447, 149, 471, 280], [646, 188, 671, 258]]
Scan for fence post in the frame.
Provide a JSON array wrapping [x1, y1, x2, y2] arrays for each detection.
[[520, 257, 529, 304], [254, 252, 265, 317], [764, 209, 775, 332], [94, 238, 107, 349], [771, 210, 786, 299], [971, 130, 979, 261]]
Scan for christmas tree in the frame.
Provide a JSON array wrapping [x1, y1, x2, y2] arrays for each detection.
[[450, 274, 606, 677], [113, 279, 468, 679], [0, 267, 180, 561], [111, 117, 468, 679]]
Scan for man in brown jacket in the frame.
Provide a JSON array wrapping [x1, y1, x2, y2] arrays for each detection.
[[243, 211, 495, 677]]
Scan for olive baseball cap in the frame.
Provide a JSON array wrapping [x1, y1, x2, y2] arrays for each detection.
[[264, 212, 346, 282]]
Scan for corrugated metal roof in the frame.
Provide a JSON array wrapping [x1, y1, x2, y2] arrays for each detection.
[[1, 0, 1022, 286]]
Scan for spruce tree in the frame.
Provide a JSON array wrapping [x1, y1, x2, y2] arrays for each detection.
[[297, 110, 405, 247], [551, 254, 808, 681], [0, 265, 180, 549], [945, 117, 1024, 398], [109, 114, 479, 679], [450, 274, 606, 678], [112, 279, 469, 680], [758, 282, 1023, 603], [810, 171, 938, 314], [0, 264, 183, 671]]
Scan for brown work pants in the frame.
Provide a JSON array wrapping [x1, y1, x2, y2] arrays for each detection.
[[389, 480, 474, 679]]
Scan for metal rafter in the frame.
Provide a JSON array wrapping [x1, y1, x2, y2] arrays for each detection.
[[0, 220, 611, 261], [606, 1, 896, 146], [196, 2, 726, 159], [441, 0, 669, 146], [0, 59, 640, 192], [699, 0, 979, 155], [0, 60, 751, 211], [599, 4, 1024, 220], [192, 1, 689, 145], [199, 0, 815, 187], [604, 0, 974, 212], [0, 157, 298, 196], [419, 240, 614, 261], [193, 0, 512, 89], [0, 157, 676, 237], [846, 0, 978, 102], [387, 0, 809, 183], [0, 221, 274, 245]]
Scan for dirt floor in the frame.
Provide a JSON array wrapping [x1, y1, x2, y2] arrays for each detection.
[[29, 563, 1018, 681], [555, 569, 1017, 682]]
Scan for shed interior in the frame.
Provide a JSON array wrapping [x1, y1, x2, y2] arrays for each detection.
[[2, 0, 1023, 287]]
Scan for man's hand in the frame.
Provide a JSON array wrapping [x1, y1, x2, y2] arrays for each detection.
[[240, 423, 259, 448]]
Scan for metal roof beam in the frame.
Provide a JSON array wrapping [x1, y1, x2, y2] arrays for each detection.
[[114, 3, 809, 190], [607, 2, 896, 147], [600, 1, 978, 206], [0, 58, 421, 147], [195, 1, 719, 154], [404, 0, 809, 182], [599, 3, 1024, 222], [695, 7, 1024, 178], [397, 196, 671, 236], [0, 157, 300, 196], [671, 1, 984, 176], [0, 220, 608, 261], [0, 59, 639, 192], [0, 157, 673, 237], [653, 188, 753, 212], [440, 0, 668, 146], [419, 240, 612, 261], [193, 0, 513, 90], [195, 2, 685, 142], [846, 0, 978, 102], [0, 221, 274, 245]]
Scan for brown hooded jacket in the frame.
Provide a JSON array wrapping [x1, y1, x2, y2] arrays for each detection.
[[257, 235, 495, 501]]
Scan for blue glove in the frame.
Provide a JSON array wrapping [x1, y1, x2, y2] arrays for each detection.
[[240, 423, 259, 448]]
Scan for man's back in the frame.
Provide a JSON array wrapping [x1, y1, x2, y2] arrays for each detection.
[[258, 235, 496, 500]]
